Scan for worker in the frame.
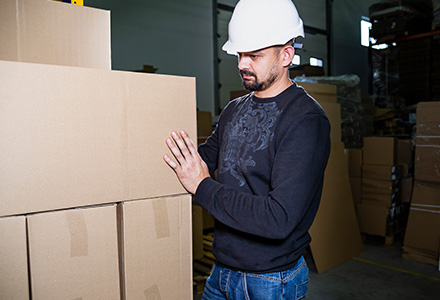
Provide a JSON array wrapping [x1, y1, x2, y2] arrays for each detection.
[[163, 0, 331, 299]]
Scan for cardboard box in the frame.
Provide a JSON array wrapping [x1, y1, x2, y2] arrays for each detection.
[[400, 177, 414, 203], [349, 176, 362, 204], [416, 102, 440, 136], [296, 81, 337, 103], [0, 216, 29, 300], [363, 137, 397, 166], [356, 203, 388, 236], [0, 60, 197, 217], [348, 149, 363, 177], [197, 110, 213, 145], [362, 178, 399, 195], [414, 137, 440, 184], [397, 139, 413, 164], [404, 181, 440, 254], [399, 162, 413, 178], [0, 0, 111, 69], [193, 202, 204, 260], [119, 195, 192, 300], [27, 204, 120, 299], [362, 164, 401, 181]]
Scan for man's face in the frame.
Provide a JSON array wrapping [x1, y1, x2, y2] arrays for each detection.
[[238, 47, 282, 92]]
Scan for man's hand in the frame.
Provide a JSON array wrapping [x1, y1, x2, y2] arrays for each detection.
[[163, 130, 210, 194]]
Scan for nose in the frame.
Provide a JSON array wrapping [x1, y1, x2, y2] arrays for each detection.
[[238, 55, 250, 71]]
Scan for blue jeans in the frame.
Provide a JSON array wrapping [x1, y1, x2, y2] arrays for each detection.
[[201, 256, 309, 300]]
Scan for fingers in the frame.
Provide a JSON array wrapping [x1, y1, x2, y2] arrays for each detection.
[[163, 153, 178, 170], [179, 130, 197, 157]]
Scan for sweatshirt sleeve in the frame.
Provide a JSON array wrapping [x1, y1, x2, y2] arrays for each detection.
[[194, 113, 331, 240]]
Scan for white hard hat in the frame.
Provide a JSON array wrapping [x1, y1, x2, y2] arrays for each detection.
[[222, 0, 305, 55]]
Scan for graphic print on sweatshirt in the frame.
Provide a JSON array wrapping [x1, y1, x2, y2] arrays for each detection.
[[218, 99, 281, 186]]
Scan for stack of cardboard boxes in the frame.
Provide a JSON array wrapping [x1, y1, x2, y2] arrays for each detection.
[[356, 137, 413, 242], [403, 102, 440, 267], [0, 1, 195, 299]]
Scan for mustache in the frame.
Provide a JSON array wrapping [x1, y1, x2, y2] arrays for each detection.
[[239, 69, 257, 78]]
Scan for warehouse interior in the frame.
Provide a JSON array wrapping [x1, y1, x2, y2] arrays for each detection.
[[1, 0, 440, 299]]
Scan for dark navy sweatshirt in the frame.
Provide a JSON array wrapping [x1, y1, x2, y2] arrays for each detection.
[[195, 82, 331, 273]]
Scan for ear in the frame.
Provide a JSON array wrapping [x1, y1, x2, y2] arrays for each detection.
[[280, 45, 295, 68]]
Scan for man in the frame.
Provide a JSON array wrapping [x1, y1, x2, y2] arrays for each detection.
[[163, 0, 331, 299]]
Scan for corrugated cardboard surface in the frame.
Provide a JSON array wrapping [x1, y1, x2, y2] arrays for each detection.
[[404, 181, 440, 254], [27, 204, 120, 299], [120, 194, 192, 300], [296, 81, 337, 103], [192, 202, 204, 260], [415, 137, 440, 183], [0, 0, 111, 69], [363, 137, 397, 166], [348, 148, 363, 177], [362, 165, 401, 181], [0, 216, 29, 300], [416, 102, 440, 136], [349, 176, 362, 204], [0, 60, 196, 216], [356, 203, 388, 236], [397, 139, 413, 164]]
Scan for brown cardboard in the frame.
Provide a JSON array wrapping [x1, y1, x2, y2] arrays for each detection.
[[296, 81, 337, 103], [348, 149, 363, 177], [356, 203, 388, 236], [193, 202, 204, 260], [0, 216, 29, 300], [120, 195, 192, 300], [416, 102, 440, 136], [397, 139, 413, 164], [320, 102, 342, 144], [27, 204, 120, 299], [197, 110, 213, 145], [362, 165, 401, 181], [400, 163, 412, 178], [363, 137, 397, 166], [400, 177, 414, 203], [404, 181, 440, 253], [414, 137, 440, 184], [349, 176, 362, 204], [0, 0, 111, 69], [0, 60, 197, 217], [362, 192, 396, 204], [362, 178, 398, 195], [309, 141, 364, 273]]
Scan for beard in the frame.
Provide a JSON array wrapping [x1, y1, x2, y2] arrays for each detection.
[[239, 65, 278, 92]]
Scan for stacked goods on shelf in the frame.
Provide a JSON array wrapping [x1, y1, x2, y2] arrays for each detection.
[[369, 0, 433, 40], [295, 75, 364, 149], [356, 137, 407, 244], [403, 102, 440, 267], [0, 1, 195, 299]]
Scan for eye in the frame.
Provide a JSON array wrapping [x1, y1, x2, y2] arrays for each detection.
[[251, 55, 259, 60]]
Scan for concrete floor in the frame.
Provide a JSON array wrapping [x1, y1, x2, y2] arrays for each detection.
[[194, 237, 440, 299]]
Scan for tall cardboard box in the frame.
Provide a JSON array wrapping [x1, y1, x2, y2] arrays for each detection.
[[0, 60, 196, 217], [404, 181, 440, 255], [0, 216, 29, 300], [0, 0, 111, 69], [27, 205, 120, 299], [119, 195, 192, 300], [414, 102, 440, 184]]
